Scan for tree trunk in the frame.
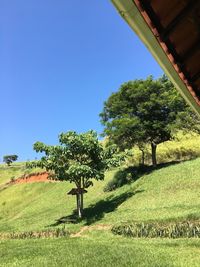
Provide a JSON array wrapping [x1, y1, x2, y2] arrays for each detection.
[[80, 192, 84, 215], [151, 142, 157, 167], [80, 177, 84, 215], [76, 193, 82, 218], [75, 178, 84, 218], [141, 149, 145, 166]]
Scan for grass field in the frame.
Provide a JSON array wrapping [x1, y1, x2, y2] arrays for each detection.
[[1, 232, 200, 267], [0, 151, 200, 266]]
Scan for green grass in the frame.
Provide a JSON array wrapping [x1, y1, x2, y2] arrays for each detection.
[[0, 163, 25, 186], [1, 232, 200, 267], [130, 132, 200, 165], [1, 153, 200, 266], [0, 158, 200, 232], [99, 159, 200, 224], [0, 163, 42, 186]]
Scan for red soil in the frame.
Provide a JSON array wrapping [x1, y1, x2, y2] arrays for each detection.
[[14, 172, 56, 184]]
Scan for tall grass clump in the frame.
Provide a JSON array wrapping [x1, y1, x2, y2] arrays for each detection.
[[112, 222, 200, 238], [0, 228, 70, 240]]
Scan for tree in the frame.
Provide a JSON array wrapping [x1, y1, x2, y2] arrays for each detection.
[[174, 108, 200, 134], [100, 75, 197, 167], [3, 155, 18, 166], [28, 130, 126, 218]]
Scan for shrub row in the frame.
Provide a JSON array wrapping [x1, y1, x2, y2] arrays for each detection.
[[111, 222, 200, 238], [0, 228, 69, 240]]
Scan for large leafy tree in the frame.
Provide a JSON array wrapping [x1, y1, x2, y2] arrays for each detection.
[[100, 75, 198, 167], [29, 130, 125, 218]]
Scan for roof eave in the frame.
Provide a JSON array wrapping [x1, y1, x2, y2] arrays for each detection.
[[111, 0, 200, 116]]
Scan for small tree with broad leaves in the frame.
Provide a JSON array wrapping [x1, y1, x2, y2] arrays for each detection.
[[28, 130, 127, 218]]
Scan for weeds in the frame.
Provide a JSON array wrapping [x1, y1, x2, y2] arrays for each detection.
[[0, 227, 69, 240], [112, 221, 200, 238]]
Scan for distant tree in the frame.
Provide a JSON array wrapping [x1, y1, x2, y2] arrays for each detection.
[[28, 130, 126, 218], [100, 75, 198, 167], [3, 155, 18, 166]]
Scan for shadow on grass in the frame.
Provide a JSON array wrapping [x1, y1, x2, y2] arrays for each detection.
[[49, 190, 144, 227], [104, 159, 193, 192], [48, 158, 197, 227], [137, 157, 198, 177], [83, 190, 144, 225]]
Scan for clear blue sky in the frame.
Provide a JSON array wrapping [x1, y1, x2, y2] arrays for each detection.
[[0, 0, 163, 162]]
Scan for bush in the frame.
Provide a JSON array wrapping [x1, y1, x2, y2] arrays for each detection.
[[104, 167, 135, 192]]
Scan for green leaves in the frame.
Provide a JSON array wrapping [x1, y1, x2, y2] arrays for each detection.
[[3, 155, 18, 166], [100, 75, 190, 146], [67, 164, 93, 179], [103, 144, 130, 168], [100, 75, 199, 165], [29, 130, 128, 218], [29, 130, 126, 186]]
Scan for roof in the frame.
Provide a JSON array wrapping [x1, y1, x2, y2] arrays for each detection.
[[111, 0, 200, 116], [67, 188, 87, 195]]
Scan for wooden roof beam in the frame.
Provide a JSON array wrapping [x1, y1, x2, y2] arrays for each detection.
[[190, 71, 200, 83], [182, 37, 200, 63], [139, 0, 163, 32], [160, 0, 198, 40], [139, 1, 190, 79]]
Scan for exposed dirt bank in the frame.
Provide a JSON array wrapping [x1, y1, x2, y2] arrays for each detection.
[[14, 172, 53, 184]]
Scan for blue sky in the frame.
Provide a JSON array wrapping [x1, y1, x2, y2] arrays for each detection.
[[0, 0, 163, 161]]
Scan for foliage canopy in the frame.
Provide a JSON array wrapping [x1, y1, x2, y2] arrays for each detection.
[[3, 155, 18, 166], [100, 75, 199, 166]]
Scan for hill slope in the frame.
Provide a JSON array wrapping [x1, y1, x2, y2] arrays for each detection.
[[0, 158, 200, 232]]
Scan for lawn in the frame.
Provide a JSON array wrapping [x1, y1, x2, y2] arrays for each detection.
[[0, 156, 200, 266], [1, 232, 200, 267]]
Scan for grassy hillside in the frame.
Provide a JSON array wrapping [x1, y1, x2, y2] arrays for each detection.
[[0, 163, 42, 186], [0, 158, 200, 233], [130, 133, 200, 165], [0, 156, 200, 266], [0, 163, 26, 186]]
